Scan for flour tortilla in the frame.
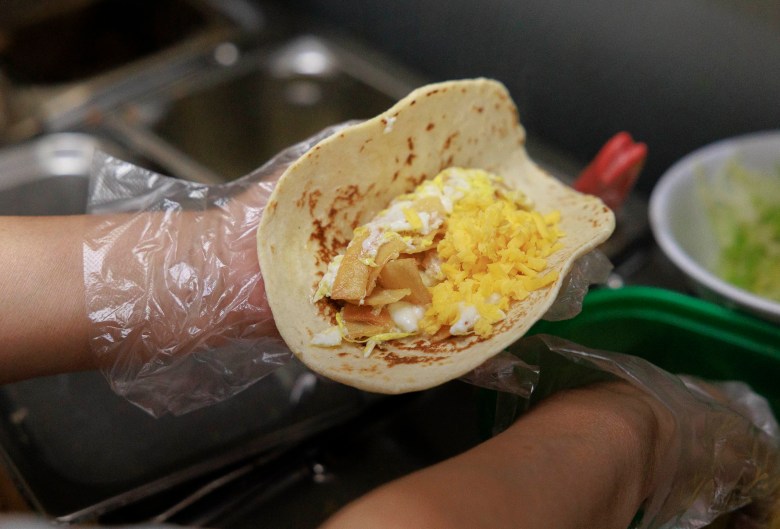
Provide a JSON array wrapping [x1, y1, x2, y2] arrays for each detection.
[[257, 78, 614, 393]]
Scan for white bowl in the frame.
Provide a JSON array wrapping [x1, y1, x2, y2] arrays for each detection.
[[649, 130, 780, 323]]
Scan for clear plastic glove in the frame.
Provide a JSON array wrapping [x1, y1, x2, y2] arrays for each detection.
[[83, 126, 348, 417], [462, 334, 780, 529]]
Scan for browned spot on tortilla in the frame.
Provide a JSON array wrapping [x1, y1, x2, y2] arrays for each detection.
[[407, 137, 415, 151], [267, 201, 277, 214], [310, 217, 347, 266], [410, 99, 417, 106], [337, 352, 349, 358], [439, 155, 454, 171], [405, 153, 416, 166], [405, 173, 427, 188], [335, 184, 363, 207], [474, 105, 484, 113], [392, 170, 400, 182], [425, 88, 440, 97], [380, 352, 447, 367], [443, 132, 459, 151], [511, 106, 520, 125], [269, 244, 276, 254], [307, 189, 322, 215], [364, 138, 374, 145], [313, 296, 340, 321], [426, 122, 435, 131], [309, 217, 329, 264]]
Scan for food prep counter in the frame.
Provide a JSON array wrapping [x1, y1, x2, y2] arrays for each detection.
[[0, 1, 776, 527]]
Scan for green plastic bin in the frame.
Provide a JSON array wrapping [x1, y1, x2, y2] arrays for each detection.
[[529, 286, 780, 415]]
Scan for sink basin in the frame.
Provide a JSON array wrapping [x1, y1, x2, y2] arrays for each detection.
[[0, 0, 257, 143], [107, 35, 425, 182]]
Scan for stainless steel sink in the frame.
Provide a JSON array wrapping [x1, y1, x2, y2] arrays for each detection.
[[0, 0, 259, 144], [104, 34, 425, 182]]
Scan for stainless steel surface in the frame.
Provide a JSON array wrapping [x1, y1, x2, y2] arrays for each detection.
[[0, 0, 259, 144], [0, 133, 133, 214], [104, 33, 425, 182]]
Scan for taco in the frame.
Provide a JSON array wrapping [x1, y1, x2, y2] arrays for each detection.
[[257, 78, 614, 394]]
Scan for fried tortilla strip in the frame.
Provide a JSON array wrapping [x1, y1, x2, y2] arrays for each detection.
[[363, 288, 412, 306], [342, 304, 394, 339], [342, 321, 389, 340], [365, 237, 409, 297], [330, 230, 371, 301], [343, 303, 393, 326], [379, 258, 432, 305]]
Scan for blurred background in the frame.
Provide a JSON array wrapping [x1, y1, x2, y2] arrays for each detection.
[[0, 1, 778, 527]]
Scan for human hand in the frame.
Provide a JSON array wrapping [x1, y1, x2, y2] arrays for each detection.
[[463, 334, 780, 529], [83, 126, 344, 416]]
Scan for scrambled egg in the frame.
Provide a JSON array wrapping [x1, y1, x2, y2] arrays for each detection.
[[312, 167, 564, 353]]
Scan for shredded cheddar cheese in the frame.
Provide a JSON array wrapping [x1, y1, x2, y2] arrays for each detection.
[[419, 170, 564, 337]]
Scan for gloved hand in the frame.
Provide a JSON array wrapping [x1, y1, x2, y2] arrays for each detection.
[[83, 126, 348, 417], [462, 334, 780, 529]]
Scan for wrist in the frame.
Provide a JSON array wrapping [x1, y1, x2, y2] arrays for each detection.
[[505, 381, 673, 526], [0, 216, 94, 382], [559, 382, 673, 501]]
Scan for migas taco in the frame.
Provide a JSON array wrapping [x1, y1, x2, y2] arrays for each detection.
[[257, 78, 614, 393]]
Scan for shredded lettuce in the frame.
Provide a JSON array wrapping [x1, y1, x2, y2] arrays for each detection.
[[699, 158, 780, 301]]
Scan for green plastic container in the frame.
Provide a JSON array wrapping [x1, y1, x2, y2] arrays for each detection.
[[529, 286, 780, 415]]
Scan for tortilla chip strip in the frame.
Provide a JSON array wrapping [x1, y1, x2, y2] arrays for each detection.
[[330, 230, 371, 301], [342, 304, 394, 339], [378, 258, 432, 305], [363, 288, 412, 306], [365, 237, 409, 297]]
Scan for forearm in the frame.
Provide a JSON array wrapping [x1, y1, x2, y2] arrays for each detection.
[[0, 216, 95, 382], [321, 382, 668, 529]]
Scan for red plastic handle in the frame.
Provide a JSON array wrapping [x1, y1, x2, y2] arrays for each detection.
[[574, 132, 647, 211]]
